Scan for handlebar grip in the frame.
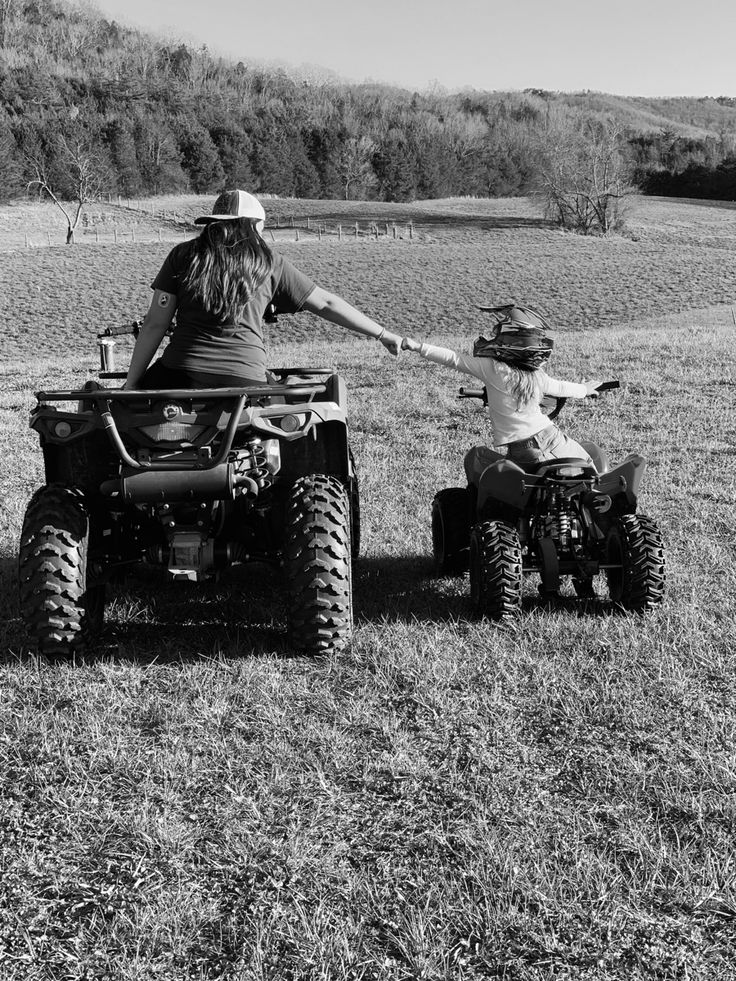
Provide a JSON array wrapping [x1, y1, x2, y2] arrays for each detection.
[[459, 387, 486, 400], [98, 320, 143, 338], [596, 380, 620, 392]]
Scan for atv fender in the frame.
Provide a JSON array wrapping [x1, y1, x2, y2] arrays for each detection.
[[596, 454, 646, 510], [579, 440, 610, 474], [477, 459, 531, 516]]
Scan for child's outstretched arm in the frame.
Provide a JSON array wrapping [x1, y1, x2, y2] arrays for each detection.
[[401, 336, 486, 383], [541, 372, 603, 399]]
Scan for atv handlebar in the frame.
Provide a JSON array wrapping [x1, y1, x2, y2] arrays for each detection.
[[98, 321, 144, 339], [459, 380, 620, 419]]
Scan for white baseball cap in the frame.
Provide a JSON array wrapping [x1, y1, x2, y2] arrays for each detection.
[[195, 189, 266, 225]]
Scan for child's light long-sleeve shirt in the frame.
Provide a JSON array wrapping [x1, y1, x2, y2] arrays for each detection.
[[418, 343, 587, 446]]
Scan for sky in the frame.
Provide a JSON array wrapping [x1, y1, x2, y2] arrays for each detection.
[[90, 0, 736, 98]]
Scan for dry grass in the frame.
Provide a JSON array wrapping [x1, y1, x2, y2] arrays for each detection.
[[2, 195, 736, 370], [0, 196, 735, 979]]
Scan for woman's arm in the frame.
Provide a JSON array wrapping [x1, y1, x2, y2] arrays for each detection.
[[302, 286, 401, 354], [123, 291, 178, 389]]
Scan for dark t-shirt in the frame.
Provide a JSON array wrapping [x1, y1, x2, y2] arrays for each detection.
[[152, 242, 316, 382]]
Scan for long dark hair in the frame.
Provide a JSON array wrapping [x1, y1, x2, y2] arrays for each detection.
[[183, 218, 273, 321]]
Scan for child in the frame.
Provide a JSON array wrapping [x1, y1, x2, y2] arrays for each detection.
[[401, 304, 601, 474]]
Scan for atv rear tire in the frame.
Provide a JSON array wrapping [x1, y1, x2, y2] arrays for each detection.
[[432, 487, 471, 575], [18, 484, 105, 655], [284, 475, 352, 655], [605, 513, 665, 611], [469, 520, 522, 620]]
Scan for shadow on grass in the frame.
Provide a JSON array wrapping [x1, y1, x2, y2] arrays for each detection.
[[3, 550, 628, 665], [354, 554, 624, 623]]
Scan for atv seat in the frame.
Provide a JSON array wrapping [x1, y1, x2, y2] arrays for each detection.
[[521, 457, 596, 476]]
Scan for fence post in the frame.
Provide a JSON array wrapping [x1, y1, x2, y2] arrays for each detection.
[[355, 222, 359, 238], [338, 224, 342, 241], [295, 228, 300, 241], [158, 230, 162, 243], [392, 223, 397, 239], [317, 225, 322, 241], [306, 217, 311, 230], [385, 222, 390, 236], [409, 221, 414, 240]]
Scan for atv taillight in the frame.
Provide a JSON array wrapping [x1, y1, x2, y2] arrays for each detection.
[[279, 413, 304, 433]]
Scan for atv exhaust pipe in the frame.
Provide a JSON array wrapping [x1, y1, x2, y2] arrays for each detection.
[[101, 465, 236, 502]]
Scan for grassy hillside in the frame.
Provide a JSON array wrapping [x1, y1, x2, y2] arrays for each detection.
[[559, 92, 736, 140], [0, 196, 734, 978]]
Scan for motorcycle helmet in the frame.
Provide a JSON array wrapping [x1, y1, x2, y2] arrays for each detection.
[[473, 304, 553, 369]]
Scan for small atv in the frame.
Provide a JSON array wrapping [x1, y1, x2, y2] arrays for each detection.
[[431, 381, 665, 618], [18, 322, 359, 656]]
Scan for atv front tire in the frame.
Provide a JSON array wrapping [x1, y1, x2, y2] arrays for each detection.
[[432, 487, 471, 575], [605, 513, 665, 611], [284, 475, 352, 655], [469, 520, 522, 620], [18, 484, 105, 655]]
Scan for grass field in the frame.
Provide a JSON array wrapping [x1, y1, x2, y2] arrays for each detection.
[[0, 196, 735, 979]]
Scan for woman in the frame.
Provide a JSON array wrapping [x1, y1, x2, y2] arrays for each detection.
[[124, 189, 402, 389]]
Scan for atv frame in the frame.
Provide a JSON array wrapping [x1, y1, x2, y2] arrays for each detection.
[[431, 382, 666, 619], [19, 330, 360, 657]]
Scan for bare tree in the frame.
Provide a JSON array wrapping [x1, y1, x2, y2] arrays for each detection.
[[26, 133, 108, 244], [335, 137, 377, 201], [536, 111, 634, 234]]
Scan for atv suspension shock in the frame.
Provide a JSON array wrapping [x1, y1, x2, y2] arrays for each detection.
[[231, 438, 274, 495]]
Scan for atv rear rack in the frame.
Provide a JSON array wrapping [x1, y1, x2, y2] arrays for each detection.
[[34, 383, 329, 472]]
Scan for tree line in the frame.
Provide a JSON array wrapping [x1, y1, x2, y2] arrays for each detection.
[[1, 0, 736, 216]]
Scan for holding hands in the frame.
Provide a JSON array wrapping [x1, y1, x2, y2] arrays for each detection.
[[377, 328, 404, 355]]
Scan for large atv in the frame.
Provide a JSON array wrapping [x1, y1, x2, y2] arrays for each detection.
[[18, 325, 359, 656], [431, 381, 665, 618]]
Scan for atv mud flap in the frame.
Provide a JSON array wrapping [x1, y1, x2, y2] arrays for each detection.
[[537, 536, 560, 593]]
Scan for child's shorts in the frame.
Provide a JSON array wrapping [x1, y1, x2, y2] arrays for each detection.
[[504, 424, 593, 467]]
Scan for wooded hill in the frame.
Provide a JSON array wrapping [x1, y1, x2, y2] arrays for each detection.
[[1, 0, 736, 203]]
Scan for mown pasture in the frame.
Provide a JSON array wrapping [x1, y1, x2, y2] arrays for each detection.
[[0, 196, 734, 979]]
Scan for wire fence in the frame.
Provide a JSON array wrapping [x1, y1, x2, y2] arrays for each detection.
[[266, 216, 415, 242], [16, 197, 417, 248]]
